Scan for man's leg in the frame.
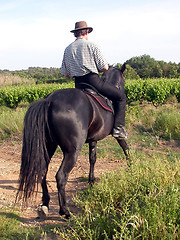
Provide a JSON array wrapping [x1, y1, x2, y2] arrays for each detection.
[[75, 73, 127, 139], [112, 100, 127, 139]]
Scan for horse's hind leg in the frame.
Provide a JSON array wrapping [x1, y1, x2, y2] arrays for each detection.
[[56, 150, 80, 219], [38, 172, 50, 218], [89, 141, 97, 185], [39, 143, 57, 217], [41, 172, 50, 207]]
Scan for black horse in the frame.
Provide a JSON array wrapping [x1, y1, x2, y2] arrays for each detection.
[[17, 65, 130, 218]]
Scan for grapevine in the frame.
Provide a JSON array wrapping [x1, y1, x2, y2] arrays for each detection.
[[0, 78, 179, 108]]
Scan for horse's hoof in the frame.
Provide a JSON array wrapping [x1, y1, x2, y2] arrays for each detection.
[[88, 179, 95, 186], [89, 177, 99, 186], [38, 205, 49, 219], [59, 209, 70, 219]]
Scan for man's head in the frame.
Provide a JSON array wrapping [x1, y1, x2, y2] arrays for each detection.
[[70, 21, 93, 37]]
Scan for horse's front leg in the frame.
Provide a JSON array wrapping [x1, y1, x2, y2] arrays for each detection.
[[116, 138, 131, 166], [88, 141, 97, 185]]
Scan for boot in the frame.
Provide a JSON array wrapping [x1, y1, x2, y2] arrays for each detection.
[[112, 126, 127, 139], [112, 100, 127, 139]]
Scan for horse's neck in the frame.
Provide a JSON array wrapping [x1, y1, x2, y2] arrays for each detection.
[[102, 67, 120, 87]]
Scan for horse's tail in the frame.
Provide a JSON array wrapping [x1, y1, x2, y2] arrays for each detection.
[[17, 98, 50, 201]]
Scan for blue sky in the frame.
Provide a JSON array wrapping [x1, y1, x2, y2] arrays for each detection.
[[0, 0, 180, 70]]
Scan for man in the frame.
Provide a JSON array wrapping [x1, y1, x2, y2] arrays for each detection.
[[61, 21, 127, 139]]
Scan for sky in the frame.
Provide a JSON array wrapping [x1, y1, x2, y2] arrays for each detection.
[[0, 0, 180, 70]]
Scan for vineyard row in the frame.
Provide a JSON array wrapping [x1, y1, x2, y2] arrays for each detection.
[[0, 78, 179, 108]]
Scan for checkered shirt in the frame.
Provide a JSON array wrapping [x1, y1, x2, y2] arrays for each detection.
[[61, 38, 108, 77]]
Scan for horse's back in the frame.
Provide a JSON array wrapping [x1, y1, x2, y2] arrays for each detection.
[[47, 88, 93, 150], [47, 88, 114, 145]]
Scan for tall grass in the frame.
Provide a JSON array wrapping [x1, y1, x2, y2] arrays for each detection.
[[126, 102, 180, 140], [0, 105, 27, 140], [58, 153, 179, 239], [0, 102, 179, 142], [0, 73, 35, 86], [154, 108, 180, 140]]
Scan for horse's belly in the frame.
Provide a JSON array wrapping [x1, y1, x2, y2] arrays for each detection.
[[86, 112, 114, 141]]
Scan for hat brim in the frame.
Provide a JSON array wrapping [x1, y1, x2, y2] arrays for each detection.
[[70, 27, 93, 33]]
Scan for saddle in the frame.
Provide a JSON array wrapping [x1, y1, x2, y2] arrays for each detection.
[[79, 83, 114, 113]]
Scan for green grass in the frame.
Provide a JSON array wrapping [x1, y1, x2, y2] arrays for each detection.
[[57, 152, 180, 239], [0, 207, 58, 239], [0, 102, 179, 239]]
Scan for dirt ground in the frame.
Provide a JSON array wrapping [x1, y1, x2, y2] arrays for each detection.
[[0, 139, 125, 227]]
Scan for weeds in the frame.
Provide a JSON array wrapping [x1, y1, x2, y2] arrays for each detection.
[[58, 153, 179, 239]]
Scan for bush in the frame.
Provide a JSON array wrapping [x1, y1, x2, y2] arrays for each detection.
[[125, 80, 144, 103], [143, 79, 171, 105]]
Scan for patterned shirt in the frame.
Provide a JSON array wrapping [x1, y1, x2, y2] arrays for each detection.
[[61, 38, 108, 77]]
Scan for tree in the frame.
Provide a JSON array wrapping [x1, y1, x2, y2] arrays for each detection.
[[126, 55, 163, 78]]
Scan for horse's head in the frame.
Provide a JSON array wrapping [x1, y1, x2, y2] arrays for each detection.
[[102, 63, 126, 89]]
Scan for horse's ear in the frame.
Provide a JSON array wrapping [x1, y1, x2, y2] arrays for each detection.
[[121, 63, 126, 73]]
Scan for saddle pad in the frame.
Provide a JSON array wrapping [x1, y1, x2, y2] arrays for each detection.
[[85, 91, 114, 113]]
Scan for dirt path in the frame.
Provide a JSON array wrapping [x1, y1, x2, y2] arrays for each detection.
[[0, 139, 124, 226]]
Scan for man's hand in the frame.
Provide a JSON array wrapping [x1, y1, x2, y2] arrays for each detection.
[[99, 64, 109, 72]]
